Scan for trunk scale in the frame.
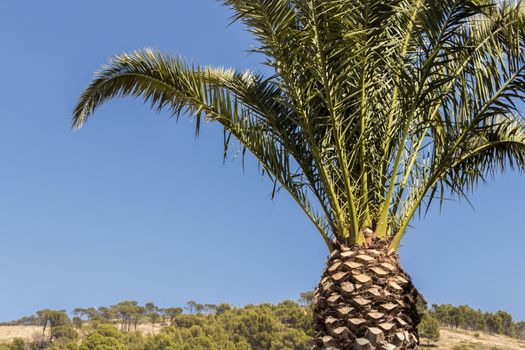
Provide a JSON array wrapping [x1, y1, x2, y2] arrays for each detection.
[[312, 237, 421, 350]]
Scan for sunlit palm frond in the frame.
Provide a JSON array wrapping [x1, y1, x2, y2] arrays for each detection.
[[73, 49, 334, 247], [75, 0, 525, 251]]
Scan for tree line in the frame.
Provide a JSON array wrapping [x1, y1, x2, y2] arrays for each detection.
[[0, 296, 315, 350], [415, 300, 525, 344], [0, 295, 523, 350], [0, 300, 249, 333], [429, 304, 525, 339]]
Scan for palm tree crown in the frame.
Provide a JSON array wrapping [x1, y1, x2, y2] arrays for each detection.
[[74, 0, 525, 251]]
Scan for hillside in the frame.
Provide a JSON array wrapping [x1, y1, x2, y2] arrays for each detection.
[[1, 325, 525, 349], [433, 328, 525, 349]]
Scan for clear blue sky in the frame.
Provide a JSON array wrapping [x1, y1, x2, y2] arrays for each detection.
[[0, 0, 523, 322]]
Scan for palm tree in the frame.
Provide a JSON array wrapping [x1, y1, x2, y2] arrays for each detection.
[[73, 1, 525, 349]]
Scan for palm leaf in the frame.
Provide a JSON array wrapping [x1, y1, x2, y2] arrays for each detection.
[[75, 0, 525, 251]]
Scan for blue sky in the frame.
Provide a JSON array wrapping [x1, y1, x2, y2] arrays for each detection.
[[0, 0, 523, 322]]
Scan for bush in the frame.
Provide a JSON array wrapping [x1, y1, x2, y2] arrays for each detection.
[[8, 339, 30, 350], [80, 333, 126, 350], [418, 313, 440, 345], [51, 325, 79, 344]]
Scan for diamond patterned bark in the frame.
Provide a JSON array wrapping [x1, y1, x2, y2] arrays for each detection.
[[311, 238, 421, 350]]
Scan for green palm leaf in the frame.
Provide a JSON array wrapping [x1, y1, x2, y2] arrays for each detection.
[[74, 0, 525, 252]]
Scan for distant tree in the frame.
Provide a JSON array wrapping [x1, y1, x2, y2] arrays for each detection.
[[78, 324, 127, 350], [170, 314, 207, 329], [496, 310, 514, 337], [432, 304, 453, 328], [275, 301, 313, 335], [204, 304, 218, 314], [185, 301, 201, 314], [485, 313, 504, 334], [428, 303, 524, 339], [112, 301, 145, 332], [471, 309, 485, 332], [144, 302, 157, 314], [8, 316, 39, 326], [195, 303, 205, 314], [73, 307, 98, 321], [80, 334, 126, 350], [418, 313, 440, 346], [272, 328, 311, 350], [156, 308, 167, 326], [215, 304, 232, 316], [449, 307, 465, 329], [456, 306, 483, 331], [72, 308, 87, 320], [163, 308, 183, 325], [37, 309, 52, 335], [50, 325, 79, 346], [97, 307, 116, 322], [36, 310, 70, 337], [514, 321, 525, 340], [219, 305, 282, 349], [122, 332, 145, 350], [149, 312, 160, 330], [94, 324, 123, 338], [72, 317, 83, 329], [298, 292, 314, 308], [145, 302, 160, 331]]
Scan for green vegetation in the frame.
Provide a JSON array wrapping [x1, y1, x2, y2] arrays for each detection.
[[418, 313, 440, 346], [1, 299, 313, 350], [1, 297, 524, 349], [431, 304, 525, 338]]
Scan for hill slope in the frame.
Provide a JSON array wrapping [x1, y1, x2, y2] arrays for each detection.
[[434, 328, 525, 349]]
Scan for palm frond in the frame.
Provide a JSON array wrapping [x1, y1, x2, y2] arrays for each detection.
[[75, 0, 525, 251], [74, 49, 334, 248]]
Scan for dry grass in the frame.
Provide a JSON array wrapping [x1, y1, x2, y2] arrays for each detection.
[[1, 325, 524, 349], [0, 323, 165, 345], [423, 328, 525, 350], [0, 326, 47, 344]]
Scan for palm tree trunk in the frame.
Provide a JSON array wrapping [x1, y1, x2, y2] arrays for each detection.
[[311, 237, 421, 349]]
